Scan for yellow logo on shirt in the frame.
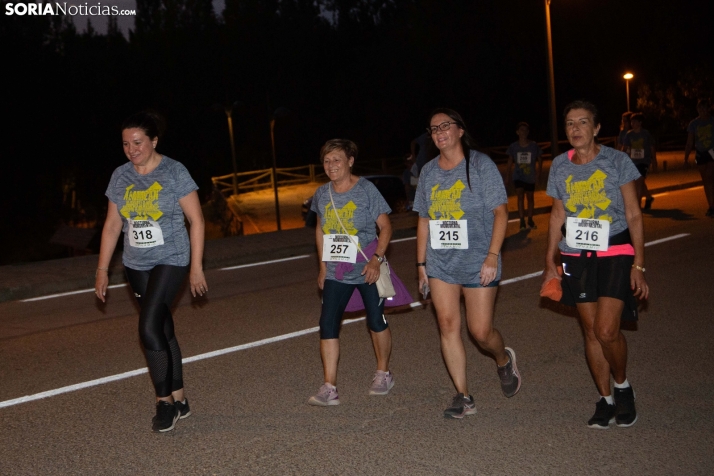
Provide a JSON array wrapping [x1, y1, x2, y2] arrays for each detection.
[[120, 182, 163, 220], [564, 170, 613, 221], [428, 180, 466, 219], [630, 137, 645, 149], [323, 201, 357, 235]]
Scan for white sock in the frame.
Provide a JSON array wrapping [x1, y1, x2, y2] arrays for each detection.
[[602, 395, 614, 405], [324, 382, 336, 390], [614, 379, 630, 389]]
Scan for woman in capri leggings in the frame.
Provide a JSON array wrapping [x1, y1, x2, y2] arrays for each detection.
[[307, 139, 395, 406]]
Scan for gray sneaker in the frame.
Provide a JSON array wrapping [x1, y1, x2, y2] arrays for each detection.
[[497, 347, 522, 398], [443, 393, 477, 419], [308, 384, 340, 406], [369, 370, 395, 395]]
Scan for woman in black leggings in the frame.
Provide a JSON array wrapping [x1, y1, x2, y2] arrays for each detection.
[[95, 111, 207, 432]]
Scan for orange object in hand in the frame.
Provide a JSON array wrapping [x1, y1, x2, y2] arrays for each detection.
[[540, 266, 563, 301]]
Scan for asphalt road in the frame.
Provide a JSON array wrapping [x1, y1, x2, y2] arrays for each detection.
[[1, 187, 712, 475]]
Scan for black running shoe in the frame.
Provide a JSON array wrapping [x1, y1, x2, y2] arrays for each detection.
[[527, 218, 537, 229], [644, 197, 654, 210], [497, 347, 522, 398], [152, 401, 179, 433], [614, 386, 637, 427], [175, 398, 192, 419], [707, 208, 714, 217], [519, 218, 526, 230], [443, 393, 476, 419], [587, 397, 616, 429]]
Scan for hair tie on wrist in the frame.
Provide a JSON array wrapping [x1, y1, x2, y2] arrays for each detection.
[[416, 262, 426, 267]]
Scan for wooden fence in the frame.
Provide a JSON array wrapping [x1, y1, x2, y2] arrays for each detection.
[[211, 136, 619, 197]]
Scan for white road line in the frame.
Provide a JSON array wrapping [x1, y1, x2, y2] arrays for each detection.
[[21, 284, 127, 303], [501, 271, 544, 285], [220, 255, 311, 271], [644, 233, 690, 247], [2, 232, 690, 409]]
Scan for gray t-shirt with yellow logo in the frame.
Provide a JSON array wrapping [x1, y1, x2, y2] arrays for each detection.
[[106, 156, 199, 270], [546, 146, 640, 254], [311, 177, 391, 284], [413, 150, 508, 284]]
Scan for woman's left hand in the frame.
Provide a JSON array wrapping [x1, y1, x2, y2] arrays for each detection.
[[480, 254, 498, 286], [361, 257, 381, 284], [631, 268, 648, 300], [190, 268, 208, 297]]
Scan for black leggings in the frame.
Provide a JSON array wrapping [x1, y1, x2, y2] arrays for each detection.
[[125, 264, 189, 397]]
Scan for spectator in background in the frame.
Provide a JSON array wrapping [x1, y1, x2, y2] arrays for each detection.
[[684, 99, 714, 217], [617, 112, 633, 152], [506, 122, 542, 230], [623, 113, 657, 209]]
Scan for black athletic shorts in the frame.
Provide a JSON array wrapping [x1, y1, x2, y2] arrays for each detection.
[[514, 180, 535, 192], [695, 150, 714, 166], [635, 163, 649, 178], [560, 253, 638, 321]]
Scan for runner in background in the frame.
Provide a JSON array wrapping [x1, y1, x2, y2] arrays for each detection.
[[411, 131, 437, 174], [623, 113, 657, 209], [617, 112, 633, 152], [402, 154, 417, 210], [684, 98, 714, 216], [94, 111, 207, 432], [506, 122, 542, 229]]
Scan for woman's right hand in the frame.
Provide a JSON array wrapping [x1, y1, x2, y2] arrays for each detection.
[[418, 266, 429, 297], [539, 264, 561, 294], [95, 270, 109, 303], [317, 266, 327, 290]]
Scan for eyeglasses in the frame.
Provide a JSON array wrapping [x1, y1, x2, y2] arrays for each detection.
[[426, 121, 458, 134]]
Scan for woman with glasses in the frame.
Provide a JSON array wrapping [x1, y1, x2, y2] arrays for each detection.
[[413, 108, 521, 419], [307, 139, 396, 406]]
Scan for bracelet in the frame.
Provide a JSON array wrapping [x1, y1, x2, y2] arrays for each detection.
[[632, 264, 645, 272], [373, 253, 384, 263], [488, 252, 499, 257], [95, 267, 109, 278], [416, 262, 426, 267]]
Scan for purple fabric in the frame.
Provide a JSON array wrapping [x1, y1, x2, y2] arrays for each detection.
[[338, 239, 415, 311]]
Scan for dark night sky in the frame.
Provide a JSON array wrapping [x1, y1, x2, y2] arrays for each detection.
[[0, 0, 711, 264]]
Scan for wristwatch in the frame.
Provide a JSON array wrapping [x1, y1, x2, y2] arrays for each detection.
[[373, 253, 384, 263]]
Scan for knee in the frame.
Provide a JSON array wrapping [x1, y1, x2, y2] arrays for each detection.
[[319, 313, 340, 340], [468, 324, 492, 345], [438, 315, 461, 337], [593, 325, 619, 346], [367, 312, 388, 334], [138, 306, 166, 349]]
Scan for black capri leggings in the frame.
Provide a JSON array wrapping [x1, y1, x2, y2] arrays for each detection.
[[125, 264, 189, 397], [319, 279, 388, 339]]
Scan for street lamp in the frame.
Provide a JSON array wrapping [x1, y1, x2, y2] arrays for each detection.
[[270, 107, 290, 231], [623, 73, 634, 112], [544, 0, 559, 159], [215, 101, 241, 196]]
